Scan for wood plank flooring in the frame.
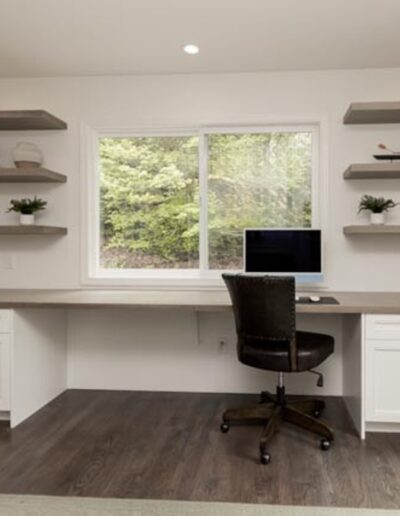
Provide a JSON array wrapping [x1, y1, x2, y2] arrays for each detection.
[[0, 390, 398, 509]]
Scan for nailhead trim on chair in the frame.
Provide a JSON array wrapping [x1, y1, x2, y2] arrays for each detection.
[[225, 273, 298, 371]]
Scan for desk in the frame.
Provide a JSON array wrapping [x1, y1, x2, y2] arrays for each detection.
[[1, 289, 400, 438], [0, 289, 400, 313]]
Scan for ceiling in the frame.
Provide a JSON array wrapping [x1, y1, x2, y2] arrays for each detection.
[[1, 0, 400, 78]]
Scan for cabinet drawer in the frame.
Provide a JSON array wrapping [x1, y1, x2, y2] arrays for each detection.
[[365, 314, 400, 340], [0, 311, 11, 333]]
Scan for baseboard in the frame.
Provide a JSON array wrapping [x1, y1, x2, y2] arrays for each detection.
[[366, 421, 400, 433]]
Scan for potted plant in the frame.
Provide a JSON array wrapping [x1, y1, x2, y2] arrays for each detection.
[[7, 197, 47, 225], [358, 195, 398, 225]]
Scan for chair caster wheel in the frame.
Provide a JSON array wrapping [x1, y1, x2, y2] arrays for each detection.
[[320, 438, 331, 451], [220, 422, 229, 433], [314, 410, 321, 418], [260, 452, 271, 464]]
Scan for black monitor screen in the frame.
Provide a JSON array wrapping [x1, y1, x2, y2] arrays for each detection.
[[245, 229, 321, 274]]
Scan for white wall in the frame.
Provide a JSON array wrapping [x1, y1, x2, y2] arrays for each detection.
[[68, 309, 342, 395], [1, 68, 400, 394], [1, 68, 400, 290]]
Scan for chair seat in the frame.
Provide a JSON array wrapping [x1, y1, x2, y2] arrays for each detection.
[[238, 331, 334, 372]]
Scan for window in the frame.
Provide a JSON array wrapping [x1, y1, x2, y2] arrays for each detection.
[[99, 136, 199, 269], [207, 132, 313, 270], [90, 126, 317, 282]]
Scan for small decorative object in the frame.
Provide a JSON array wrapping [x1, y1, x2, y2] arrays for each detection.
[[374, 143, 400, 161], [358, 194, 398, 225], [7, 197, 47, 225], [12, 142, 43, 168]]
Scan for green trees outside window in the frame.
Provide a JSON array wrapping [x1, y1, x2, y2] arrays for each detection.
[[100, 136, 199, 269], [99, 131, 313, 270], [207, 132, 312, 269]]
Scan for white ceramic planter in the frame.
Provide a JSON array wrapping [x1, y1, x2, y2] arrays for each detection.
[[370, 212, 385, 225], [20, 214, 35, 226], [12, 143, 42, 168]]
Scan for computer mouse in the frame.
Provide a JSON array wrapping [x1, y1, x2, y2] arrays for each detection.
[[309, 296, 320, 303]]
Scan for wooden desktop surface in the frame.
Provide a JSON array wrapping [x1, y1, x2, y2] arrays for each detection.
[[0, 289, 399, 313]]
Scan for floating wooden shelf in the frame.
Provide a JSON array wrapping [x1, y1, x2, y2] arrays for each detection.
[[0, 110, 67, 130], [344, 102, 400, 125], [0, 226, 67, 235], [343, 225, 400, 235], [344, 163, 400, 180], [0, 167, 66, 183]]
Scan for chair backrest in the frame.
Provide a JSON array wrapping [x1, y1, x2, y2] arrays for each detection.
[[222, 273, 297, 370]]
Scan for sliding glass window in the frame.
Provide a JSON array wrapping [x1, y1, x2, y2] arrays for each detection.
[[96, 127, 316, 276]]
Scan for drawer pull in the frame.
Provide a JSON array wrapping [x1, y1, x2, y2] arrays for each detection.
[[375, 324, 400, 331]]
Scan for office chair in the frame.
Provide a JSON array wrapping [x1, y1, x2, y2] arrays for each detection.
[[221, 273, 334, 464]]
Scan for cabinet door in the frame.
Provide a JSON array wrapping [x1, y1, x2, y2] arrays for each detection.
[[0, 311, 11, 333], [366, 339, 400, 422], [0, 334, 10, 411]]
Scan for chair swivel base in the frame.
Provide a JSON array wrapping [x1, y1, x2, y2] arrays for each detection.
[[220, 389, 334, 464]]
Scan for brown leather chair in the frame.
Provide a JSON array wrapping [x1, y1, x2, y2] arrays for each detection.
[[221, 273, 334, 464]]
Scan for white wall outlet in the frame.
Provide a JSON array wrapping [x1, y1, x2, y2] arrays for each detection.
[[218, 338, 231, 354]]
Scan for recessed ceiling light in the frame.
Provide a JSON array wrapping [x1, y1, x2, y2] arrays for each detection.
[[183, 44, 199, 55]]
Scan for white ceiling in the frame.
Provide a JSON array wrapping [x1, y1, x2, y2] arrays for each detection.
[[1, 0, 400, 78]]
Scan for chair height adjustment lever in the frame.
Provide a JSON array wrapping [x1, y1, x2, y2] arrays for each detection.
[[309, 370, 324, 387]]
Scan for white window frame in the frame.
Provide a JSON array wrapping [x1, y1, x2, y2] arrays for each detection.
[[81, 123, 322, 290]]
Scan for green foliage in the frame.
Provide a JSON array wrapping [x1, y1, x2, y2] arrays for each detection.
[[7, 196, 47, 215], [100, 136, 199, 268], [358, 195, 398, 214], [207, 132, 312, 268], [99, 133, 312, 269]]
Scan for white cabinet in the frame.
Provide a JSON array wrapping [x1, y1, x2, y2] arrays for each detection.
[[0, 334, 10, 411], [0, 311, 11, 333], [0, 310, 11, 412], [365, 315, 400, 423]]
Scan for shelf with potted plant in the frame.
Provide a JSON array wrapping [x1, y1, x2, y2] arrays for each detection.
[[0, 226, 67, 235], [343, 195, 400, 235], [0, 110, 68, 234], [343, 225, 400, 235], [343, 102, 400, 233], [0, 197, 67, 236]]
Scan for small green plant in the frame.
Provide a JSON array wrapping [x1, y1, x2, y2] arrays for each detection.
[[358, 195, 398, 214], [7, 197, 47, 215]]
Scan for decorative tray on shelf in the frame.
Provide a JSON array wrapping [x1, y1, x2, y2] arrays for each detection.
[[374, 154, 400, 161]]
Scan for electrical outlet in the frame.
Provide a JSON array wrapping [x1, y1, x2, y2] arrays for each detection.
[[218, 338, 231, 354]]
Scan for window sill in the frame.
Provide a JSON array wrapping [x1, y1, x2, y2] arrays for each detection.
[[82, 270, 228, 291], [82, 271, 326, 291]]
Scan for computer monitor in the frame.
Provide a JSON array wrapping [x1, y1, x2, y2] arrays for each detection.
[[244, 229, 322, 280]]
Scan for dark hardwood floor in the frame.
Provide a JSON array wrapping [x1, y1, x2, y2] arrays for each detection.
[[0, 390, 398, 509]]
